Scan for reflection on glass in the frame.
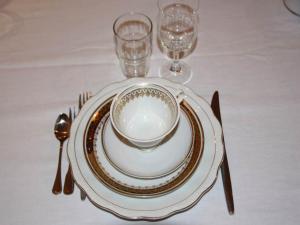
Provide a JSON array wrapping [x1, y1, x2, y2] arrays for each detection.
[[157, 0, 199, 84]]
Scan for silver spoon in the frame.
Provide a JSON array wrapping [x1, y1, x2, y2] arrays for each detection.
[[52, 113, 71, 194]]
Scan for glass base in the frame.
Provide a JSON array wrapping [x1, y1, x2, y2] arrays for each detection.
[[159, 61, 193, 84]]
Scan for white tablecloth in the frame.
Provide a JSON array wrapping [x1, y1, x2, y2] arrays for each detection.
[[1, 0, 300, 224]]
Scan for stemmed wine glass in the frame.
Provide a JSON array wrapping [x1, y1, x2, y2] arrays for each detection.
[[157, 0, 199, 84]]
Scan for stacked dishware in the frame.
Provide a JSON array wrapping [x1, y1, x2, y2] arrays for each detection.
[[67, 78, 224, 220]]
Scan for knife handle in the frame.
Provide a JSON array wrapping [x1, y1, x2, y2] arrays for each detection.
[[221, 136, 234, 214], [63, 165, 74, 195]]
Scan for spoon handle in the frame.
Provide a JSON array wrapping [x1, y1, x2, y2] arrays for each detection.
[[52, 142, 63, 194], [63, 165, 74, 194]]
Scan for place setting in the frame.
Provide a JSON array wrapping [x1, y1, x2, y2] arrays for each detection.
[[51, 0, 234, 221]]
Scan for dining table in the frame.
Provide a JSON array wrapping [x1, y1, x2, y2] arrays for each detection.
[[1, 0, 300, 224]]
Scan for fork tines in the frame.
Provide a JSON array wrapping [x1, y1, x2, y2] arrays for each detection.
[[79, 92, 90, 112], [78, 94, 82, 110]]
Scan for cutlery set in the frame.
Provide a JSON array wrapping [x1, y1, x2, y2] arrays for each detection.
[[52, 92, 90, 199]]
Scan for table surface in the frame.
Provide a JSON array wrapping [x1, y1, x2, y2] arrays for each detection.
[[1, 0, 300, 224]]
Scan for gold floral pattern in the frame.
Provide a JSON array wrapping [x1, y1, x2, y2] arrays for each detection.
[[115, 87, 177, 119]]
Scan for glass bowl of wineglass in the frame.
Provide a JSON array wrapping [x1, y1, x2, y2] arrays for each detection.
[[157, 0, 199, 84]]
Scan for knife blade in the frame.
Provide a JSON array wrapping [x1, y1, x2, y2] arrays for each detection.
[[211, 91, 234, 215]]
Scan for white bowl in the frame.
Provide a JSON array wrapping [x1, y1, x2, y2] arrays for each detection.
[[110, 83, 183, 148]]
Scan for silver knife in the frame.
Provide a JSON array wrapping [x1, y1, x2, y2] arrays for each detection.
[[211, 91, 234, 214]]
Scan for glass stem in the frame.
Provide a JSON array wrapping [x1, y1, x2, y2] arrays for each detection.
[[170, 61, 181, 73]]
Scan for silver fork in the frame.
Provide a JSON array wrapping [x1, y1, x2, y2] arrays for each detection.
[[63, 107, 76, 195], [78, 92, 91, 201], [62, 93, 91, 198]]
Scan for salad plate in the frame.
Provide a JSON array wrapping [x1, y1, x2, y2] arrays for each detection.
[[67, 77, 224, 220]]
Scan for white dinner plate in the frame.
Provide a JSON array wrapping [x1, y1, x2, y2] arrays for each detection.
[[67, 77, 224, 220]]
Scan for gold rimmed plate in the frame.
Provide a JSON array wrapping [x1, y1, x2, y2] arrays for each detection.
[[84, 98, 204, 198], [67, 77, 224, 220]]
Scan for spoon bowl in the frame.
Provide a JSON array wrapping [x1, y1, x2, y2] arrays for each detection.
[[54, 114, 71, 142]]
